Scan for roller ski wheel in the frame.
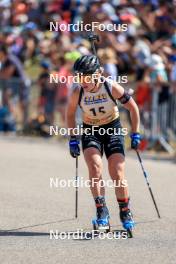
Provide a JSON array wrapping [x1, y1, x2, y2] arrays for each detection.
[[122, 222, 133, 238], [127, 228, 133, 238]]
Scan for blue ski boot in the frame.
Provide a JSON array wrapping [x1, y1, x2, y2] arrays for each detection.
[[92, 196, 110, 232], [118, 199, 135, 237]]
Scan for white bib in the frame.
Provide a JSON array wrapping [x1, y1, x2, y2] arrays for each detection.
[[79, 80, 119, 125]]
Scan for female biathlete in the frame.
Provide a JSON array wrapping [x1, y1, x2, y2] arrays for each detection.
[[66, 55, 141, 233]]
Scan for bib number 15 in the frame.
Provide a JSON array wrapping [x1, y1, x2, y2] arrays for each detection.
[[89, 106, 106, 116]]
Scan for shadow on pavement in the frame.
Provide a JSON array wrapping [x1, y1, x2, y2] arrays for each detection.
[[0, 231, 50, 236], [0, 218, 75, 233], [0, 229, 127, 238], [0, 219, 159, 237]]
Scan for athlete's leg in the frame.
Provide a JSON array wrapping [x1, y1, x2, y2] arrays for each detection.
[[84, 147, 110, 228], [107, 153, 128, 200], [82, 128, 110, 228], [83, 147, 104, 198], [103, 120, 134, 230], [108, 153, 134, 230]]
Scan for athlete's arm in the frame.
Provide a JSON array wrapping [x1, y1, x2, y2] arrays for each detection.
[[66, 87, 80, 136], [111, 81, 140, 133]]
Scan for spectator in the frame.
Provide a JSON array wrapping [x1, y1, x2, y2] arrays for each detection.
[[98, 48, 118, 80], [0, 45, 29, 125], [0, 88, 16, 132], [38, 61, 57, 125], [0, 0, 175, 133], [56, 51, 80, 125]]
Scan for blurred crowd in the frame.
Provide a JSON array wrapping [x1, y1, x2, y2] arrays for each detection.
[[0, 0, 176, 136]]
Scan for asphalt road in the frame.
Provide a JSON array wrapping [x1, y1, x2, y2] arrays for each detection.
[[0, 135, 175, 264]]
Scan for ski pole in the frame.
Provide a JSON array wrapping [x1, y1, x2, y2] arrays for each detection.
[[136, 150, 161, 218], [75, 156, 79, 218]]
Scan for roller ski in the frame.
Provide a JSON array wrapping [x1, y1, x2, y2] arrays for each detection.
[[120, 208, 135, 238], [92, 197, 110, 233]]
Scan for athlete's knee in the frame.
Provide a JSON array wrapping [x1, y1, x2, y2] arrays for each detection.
[[88, 161, 102, 178], [108, 155, 125, 178], [84, 148, 102, 177], [109, 163, 124, 177]]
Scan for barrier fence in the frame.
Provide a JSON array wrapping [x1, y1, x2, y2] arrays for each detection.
[[0, 78, 175, 153], [149, 84, 176, 154]]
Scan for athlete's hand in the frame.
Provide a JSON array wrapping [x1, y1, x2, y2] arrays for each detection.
[[130, 133, 141, 149], [69, 136, 80, 158]]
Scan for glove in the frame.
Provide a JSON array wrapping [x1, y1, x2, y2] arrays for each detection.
[[69, 136, 80, 158], [130, 133, 141, 149]]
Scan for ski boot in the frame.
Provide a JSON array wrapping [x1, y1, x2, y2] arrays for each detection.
[[120, 208, 135, 238], [92, 197, 110, 233]]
